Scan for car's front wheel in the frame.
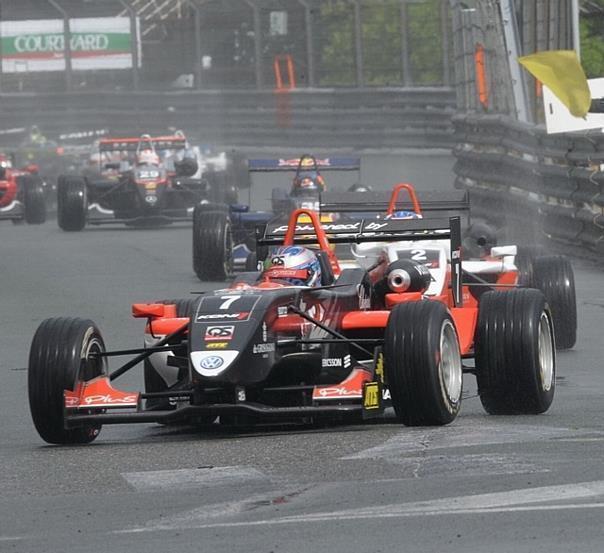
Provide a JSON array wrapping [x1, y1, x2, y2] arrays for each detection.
[[28, 318, 106, 444], [192, 204, 232, 281], [384, 300, 462, 426]]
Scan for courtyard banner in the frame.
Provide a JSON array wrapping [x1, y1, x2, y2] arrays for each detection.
[[0, 17, 141, 73]]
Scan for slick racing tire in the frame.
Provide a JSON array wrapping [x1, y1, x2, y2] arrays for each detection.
[[475, 289, 555, 415], [57, 175, 87, 231], [384, 301, 462, 426], [28, 318, 106, 444], [21, 175, 47, 224], [530, 255, 577, 350], [192, 204, 233, 281], [515, 245, 546, 287]]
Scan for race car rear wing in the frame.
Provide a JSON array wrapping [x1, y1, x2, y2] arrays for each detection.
[[320, 189, 470, 215], [248, 156, 361, 172], [98, 135, 188, 152], [256, 209, 463, 306]]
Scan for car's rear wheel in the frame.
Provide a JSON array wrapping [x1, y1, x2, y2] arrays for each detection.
[[28, 318, 106, 444], [475, 289, 555, 415], [21, 175, 47, 224], [57, 176, 87, 231], [192, 204, 233, 281], [531, 255, 576, 350], [384, 301, 462, 426]]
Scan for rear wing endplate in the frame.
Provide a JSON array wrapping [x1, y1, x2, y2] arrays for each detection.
[[248, 157, 360, 172]]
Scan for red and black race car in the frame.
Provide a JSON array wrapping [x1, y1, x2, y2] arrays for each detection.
[[0, 153, 46, 224], [56, 133, 236, 230], [28, 209, 556, 444]]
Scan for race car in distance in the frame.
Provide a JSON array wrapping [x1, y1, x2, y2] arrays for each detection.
[[0, 153, 46, 224], [321, 182, 577, 349], [192, 153, 361, 281], [28, 208, 555, 444], [56, 133, 236, 230]]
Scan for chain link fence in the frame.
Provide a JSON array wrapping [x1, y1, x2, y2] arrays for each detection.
[[0, 0, 453, 93]]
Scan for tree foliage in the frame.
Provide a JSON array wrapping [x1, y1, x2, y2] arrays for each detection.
[[580, 0, 604, 78], [317, 0, 447, 86]]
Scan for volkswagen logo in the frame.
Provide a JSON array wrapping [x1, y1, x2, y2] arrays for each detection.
[[200, 356, 224, 370]]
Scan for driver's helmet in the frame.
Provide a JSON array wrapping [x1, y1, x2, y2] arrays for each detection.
[[0, 154, 12, 169], [385, 210, 423, 220], [262, 246, 322, 287], [136, 149, 160, 166], [292, 171, 326, 195]]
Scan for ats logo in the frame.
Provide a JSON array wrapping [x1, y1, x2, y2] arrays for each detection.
[[205, 342, 228, 349]]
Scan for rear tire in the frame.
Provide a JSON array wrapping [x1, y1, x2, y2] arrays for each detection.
[[21, 175, 47, 224], [28, 318, 106, 444], [531, 255, 576, 350], [475, 289, 555, 415], [57, 175, 87, 231], [192, 204, 233, 281], [384, 301, 462, 426]]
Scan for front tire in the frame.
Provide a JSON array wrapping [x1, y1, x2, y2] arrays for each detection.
[[384, 301, 463, 426], [21, 175, 47, 224], [28, 318, 106, 444], [475, 289, 555, 415], [57, 176, 87, 231], [192, 204, 232, 281]]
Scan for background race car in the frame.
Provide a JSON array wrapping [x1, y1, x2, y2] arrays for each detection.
[[55, 133, 238, 230], [0, 152, 46, 224], [28, 208, 556, 445], [192, 153, 361, 281]]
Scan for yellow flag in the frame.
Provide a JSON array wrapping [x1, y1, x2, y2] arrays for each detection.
[[518, 50, 591, 118]]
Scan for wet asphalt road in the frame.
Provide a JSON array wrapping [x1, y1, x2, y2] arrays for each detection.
[[1, 152, 604, 553]]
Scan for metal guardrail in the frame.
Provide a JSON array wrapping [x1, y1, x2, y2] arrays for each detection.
[[0, 88, 456, 150], [453, 113, 604, 255]]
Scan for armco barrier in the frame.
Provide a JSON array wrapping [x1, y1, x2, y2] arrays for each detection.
[[453, 113, 604, 255], [0, 88, 456, 150]]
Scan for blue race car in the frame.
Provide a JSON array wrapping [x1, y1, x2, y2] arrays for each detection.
[[192, 154, 361, 281]]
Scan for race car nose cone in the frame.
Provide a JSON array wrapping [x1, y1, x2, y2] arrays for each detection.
[[190, 350, 238, 377]]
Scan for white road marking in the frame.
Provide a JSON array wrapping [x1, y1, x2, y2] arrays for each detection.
[[117, 485, 322, 534], [385, 453, 548, 477], [117, 480, 604, 534], [122, 466, 267, 491], [344, 423, 603, 460]]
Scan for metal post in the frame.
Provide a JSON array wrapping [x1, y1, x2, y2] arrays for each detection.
[[184, 0, 203, 89], [117, 0, 140, 90], [499, 0, 530, 122], [440, 1, 451, 86], [0, 2, 4, 93], [571, 0, 580, 57], [353, 0, 363, 87], [400, 1, 411, 86], [244, 0, 263, 89], [297, 0, 315, 87], [48, 0, 72, 91]]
